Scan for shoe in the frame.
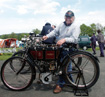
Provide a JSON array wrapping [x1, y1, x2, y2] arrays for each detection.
[[53, 85, 62, 94], [93, 52, 96, 55], [100, 55, 104, 57]]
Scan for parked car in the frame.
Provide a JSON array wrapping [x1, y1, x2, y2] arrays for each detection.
[[78, 36, 91, 50]]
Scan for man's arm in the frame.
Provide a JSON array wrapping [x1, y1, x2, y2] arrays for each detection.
[[46, 24, 60, 38], [65, 26, 81, 43]]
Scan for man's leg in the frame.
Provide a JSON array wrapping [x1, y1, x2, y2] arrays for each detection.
[[53, 50, 66, 93], [99, 43, 104, 57], [56, 61, 72, 87], [101, 43, 104, 56], [94, 44, 96, 54], [99, 43, 101, 56], [92, 44, 96, 54], [54, 50, 73, 93]]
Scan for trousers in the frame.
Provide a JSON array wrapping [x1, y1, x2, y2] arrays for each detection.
[[57, 49, 73, 87], [99, 42, 104, 56]]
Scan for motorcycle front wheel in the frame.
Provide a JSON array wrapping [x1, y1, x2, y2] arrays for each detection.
[[1, 56, 35, 91]]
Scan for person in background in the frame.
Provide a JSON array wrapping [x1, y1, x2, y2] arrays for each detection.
[[97, 30, 104, 57], [43, 10, 80, 93], [90, 33, 97, 55], [40, 23, 55, 44], [52, 25, 56, 29]]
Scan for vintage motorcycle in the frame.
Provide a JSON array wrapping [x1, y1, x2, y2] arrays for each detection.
[[1, 33, 100, 91]]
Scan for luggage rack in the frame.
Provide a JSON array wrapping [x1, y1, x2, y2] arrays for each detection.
[[73, 72, 89, 96]]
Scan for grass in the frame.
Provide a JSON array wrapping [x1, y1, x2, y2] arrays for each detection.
[[0, 47, 22, 60], [86, 47, 99, 52], [0, 53, 13, 60]]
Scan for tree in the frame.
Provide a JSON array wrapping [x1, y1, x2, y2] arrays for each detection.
[[17, 33, 29, 41], [80, 24, 93, 36], [80, 23, 105, 36], [0, 34, 9, 39], [9, 32, 17, 38], [32, 29, 41, 34], [90, 23, 97, 34]]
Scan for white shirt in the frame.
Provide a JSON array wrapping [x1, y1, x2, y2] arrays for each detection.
[[46, 21, 81, 43]]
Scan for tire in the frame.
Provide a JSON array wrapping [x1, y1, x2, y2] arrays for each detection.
[[1, 56, 35, 91], [12, 50, 25, 57], [62, 51, 100, 90]]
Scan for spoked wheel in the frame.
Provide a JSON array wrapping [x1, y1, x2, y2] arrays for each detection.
[[62, 52, 100, 89], [12, 50, 31, 74], [1, 56, 35, 91]]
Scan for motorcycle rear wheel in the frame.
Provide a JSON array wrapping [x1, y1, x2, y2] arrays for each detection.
[[62, 52, 100, 89]]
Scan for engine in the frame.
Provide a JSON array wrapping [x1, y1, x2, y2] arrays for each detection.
[[39, 61, 56, 72], [38, 61, 57, 84]]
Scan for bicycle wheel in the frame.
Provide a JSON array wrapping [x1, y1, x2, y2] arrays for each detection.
[[62, 52, 100, 89], [1, 56, 35, 91]]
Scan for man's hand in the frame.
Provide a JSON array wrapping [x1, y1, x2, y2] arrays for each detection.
[[43, 36, 48, 40], [57, 39, 66, 46]]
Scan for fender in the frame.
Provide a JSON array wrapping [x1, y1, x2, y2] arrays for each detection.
[[12, 50, 26, 56], [78, 50, 100, 63], [61, 50, 100, 67]]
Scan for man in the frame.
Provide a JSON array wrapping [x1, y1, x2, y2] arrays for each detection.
[[97, 30, 104, 57], [90, 33, 97, 55], [40, 22, 55, 44], [43, 10, 80, 93]]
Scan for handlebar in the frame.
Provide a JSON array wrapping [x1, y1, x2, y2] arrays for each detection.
[[27, 32, 77, 49]]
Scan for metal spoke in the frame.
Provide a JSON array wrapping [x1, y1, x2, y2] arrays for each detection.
[[80, 59, 90, 70]]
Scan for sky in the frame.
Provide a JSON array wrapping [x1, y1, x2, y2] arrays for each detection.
[[0, 0, 105, 35]]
